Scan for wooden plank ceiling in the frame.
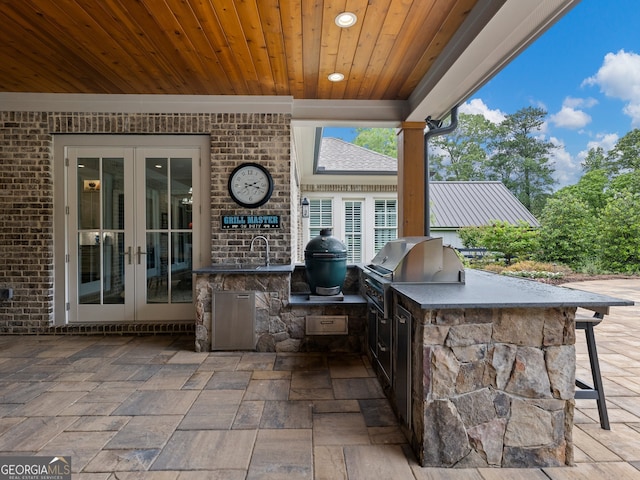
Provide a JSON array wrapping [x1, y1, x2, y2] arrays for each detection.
[[0, 0, 478, 100]]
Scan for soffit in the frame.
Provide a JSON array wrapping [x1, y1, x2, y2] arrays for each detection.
[[0, 0, 580, 123], [0, 0, 476, 100]]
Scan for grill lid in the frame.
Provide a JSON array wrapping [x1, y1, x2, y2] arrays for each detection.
[[366, 236, 464, 283]]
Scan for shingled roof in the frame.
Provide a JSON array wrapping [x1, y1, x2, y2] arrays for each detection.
[[317, 137, 396, 173], [430, 181, 539, 228]]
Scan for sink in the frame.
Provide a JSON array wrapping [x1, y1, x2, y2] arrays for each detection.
[[197, 263, 294, 273], [210, 263, 263, 270]]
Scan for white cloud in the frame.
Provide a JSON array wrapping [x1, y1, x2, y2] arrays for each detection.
[[549, 97, 596, 129], [460, 99, 506, 124], [586, 132, 619, 153], [583, 49, 640, 126], [563, 96, 598, 109], [549, 137, 581, 187], [550, 106, 592, 129]]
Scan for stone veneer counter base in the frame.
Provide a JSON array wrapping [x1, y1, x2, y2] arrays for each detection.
[[193, 266, 367, 354]]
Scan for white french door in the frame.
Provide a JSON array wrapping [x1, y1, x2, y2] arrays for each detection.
[[66, 146, 200, 323]]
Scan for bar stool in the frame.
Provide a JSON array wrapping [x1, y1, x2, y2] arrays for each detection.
[[575, 311, 610, 429]]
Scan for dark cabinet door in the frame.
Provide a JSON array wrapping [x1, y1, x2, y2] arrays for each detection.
[[394, 304, 411, 427]]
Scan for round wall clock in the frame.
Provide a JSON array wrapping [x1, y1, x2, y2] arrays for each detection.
[[228, 162, 274, 208]]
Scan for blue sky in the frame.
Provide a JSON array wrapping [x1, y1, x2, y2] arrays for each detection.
[[325, 0, 640, 189]]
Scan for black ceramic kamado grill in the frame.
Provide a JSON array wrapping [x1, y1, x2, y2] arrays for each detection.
[[362, 236, 465, 319]]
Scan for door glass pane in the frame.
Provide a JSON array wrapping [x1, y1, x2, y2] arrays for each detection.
[[146, 232, 168, 303], [170, 158, 193, 230], [171, 232, 192, 303], [78, 158, 100, 230], [170, 158, 193, 303], [103, 232, 125, 304], [103, 158, 125, 230], [78, 231, 100, 304], [146, 158, 168, 230], [77, 157, 126, 305], [145, 156, 192, 305]]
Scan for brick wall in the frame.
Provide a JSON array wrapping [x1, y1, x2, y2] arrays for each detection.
[[0, 111, 291, 333]]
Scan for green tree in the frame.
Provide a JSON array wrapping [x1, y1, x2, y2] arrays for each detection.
[[487, 107, 556, 215], [582, 146, 607, 173], [606, 128, 640, 174], [353, 128, 397, 157], [558, 169, 608, 213], [538, 192, 599, 268], [608, 170, 640, 196], [429, 113, 497, 180]]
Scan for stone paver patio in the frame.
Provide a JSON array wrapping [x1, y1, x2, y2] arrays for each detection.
[[0, 278, 639, 479]]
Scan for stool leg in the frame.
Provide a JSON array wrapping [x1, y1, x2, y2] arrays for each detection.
[[585, 323, 610, 430]]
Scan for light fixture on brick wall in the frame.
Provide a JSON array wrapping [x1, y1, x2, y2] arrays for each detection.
[[301, 197, 310, 218]]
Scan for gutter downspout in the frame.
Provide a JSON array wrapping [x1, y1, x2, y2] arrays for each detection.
[[424, 106, 458, 237]]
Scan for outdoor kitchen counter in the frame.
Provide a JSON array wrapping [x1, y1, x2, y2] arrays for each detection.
[[387, 268, 634, 469], [391, 268, 633, 312]]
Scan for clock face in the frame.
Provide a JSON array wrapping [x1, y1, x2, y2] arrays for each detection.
[[228, 163, 274, 208]]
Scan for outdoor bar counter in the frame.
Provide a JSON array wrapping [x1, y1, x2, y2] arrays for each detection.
[[388, 269, 633, 468]]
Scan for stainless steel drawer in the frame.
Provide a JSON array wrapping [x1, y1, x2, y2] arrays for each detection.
[[305, 315, 348, 335]]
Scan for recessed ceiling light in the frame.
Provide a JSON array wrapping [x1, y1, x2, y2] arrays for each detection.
[[328, 72, 345, 82], [335, 12, 357, 28]]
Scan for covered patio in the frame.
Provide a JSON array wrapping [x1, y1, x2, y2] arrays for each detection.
[[1, 279, 638, 479]]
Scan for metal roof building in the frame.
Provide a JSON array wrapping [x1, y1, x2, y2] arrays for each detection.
[[430, 181, 540, 228]]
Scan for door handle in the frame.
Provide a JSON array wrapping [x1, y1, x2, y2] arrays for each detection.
[[122, 246, 132, 265], [137, 246, 148, 264]]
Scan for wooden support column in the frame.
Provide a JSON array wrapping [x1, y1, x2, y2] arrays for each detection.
[[397, 122, 426, 237]]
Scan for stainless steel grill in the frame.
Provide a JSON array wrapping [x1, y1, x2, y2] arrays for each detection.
[[361, 236, 465, 385], [362, 236, 465, 318]]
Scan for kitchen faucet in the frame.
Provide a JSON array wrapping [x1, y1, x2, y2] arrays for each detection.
[[250, 235, 270, 266]]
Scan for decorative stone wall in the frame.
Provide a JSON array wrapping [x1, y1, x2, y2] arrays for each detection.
[[194, 272, 291, 353], [396, 294, 576, 468], [195, 266, 366, 353], [0, 111, 291, 333]]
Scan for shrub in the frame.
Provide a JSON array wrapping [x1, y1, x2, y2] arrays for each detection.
[[538, 193, 599, 268], [459, 220, 539, 264], [501, 260, 568, 279], [503, 270, 564, 280], [503, 260, 569, 274], [599, 191, 640, 274]]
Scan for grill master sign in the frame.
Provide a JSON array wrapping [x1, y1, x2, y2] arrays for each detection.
[[222, 215, 280, 229]]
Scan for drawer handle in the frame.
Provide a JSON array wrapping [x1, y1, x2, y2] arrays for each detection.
[[320, 320, 334, 325], [380, 318, 387, 325]]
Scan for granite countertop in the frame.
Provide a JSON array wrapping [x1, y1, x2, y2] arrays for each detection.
[[192, 264, 295, 274], [392, 269, 634, 312]]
